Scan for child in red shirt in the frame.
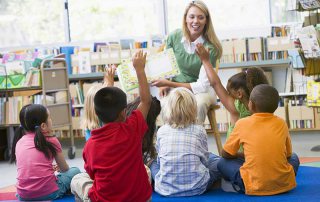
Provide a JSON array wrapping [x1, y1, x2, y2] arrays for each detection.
[[71, 50, 152, 202]]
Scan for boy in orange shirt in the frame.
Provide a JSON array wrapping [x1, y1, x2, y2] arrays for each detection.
[[218, 84, 299, 195]]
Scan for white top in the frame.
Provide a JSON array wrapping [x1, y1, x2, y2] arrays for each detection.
[[181, 35, 216, 95]]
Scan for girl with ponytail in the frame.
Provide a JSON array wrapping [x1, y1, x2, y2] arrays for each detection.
[[10, 104, 80, 201]]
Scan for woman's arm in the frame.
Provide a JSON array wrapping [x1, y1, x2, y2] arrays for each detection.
[[195, 44, 238, 116], [151, 79, 192, 91]]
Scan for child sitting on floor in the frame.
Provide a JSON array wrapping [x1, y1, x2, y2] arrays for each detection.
[[217, 84, 300, 195], [82, 66, 116, 141], [71, 50, 152, 202], [150, 87, 221, 197], [126, 96, 161, 165], [10, 104, 80, 201]]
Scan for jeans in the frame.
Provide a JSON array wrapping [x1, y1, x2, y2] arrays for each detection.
[[150, 153, 221, 190], [17, 167, 81, 201], [217, 153, 300, 193]]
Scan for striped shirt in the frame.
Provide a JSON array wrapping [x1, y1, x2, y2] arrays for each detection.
[[154, 124, 210, 196]]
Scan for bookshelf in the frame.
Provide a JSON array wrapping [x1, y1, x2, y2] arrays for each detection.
[[220, 59, 291, 70], [215, 58, 319, 133], [0, 58, 77, 160]]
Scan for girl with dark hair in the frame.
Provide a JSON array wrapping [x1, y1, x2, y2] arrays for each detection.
[[126, 96, 161, 165], [195, 43, 269, 139], [10, 104, 80, 201]]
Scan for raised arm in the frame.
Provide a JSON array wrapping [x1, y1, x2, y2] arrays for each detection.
[[195, 43, 238, 116], [132, 50, 151, 119]]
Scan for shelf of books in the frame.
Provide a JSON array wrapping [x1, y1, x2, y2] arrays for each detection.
[[220, 59, 291, 70]]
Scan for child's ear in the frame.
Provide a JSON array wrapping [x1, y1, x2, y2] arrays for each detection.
[[40, 122, 47, 131], [118, 109, 127, 121], [237, 89, 243, 99], [248, 100, 256, 113]]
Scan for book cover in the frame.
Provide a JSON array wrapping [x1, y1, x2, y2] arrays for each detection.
[[117, 48, 180, 92]]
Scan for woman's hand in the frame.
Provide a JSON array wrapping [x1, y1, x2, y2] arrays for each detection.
[[159, 86, 170, 97], [103, 66, 116, 87], [195, 43, 210, 63], [151, 79, 171, 87]]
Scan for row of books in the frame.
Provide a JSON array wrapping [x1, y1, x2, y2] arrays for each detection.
[[0, 92, 68, 125], [220, 36, 296, 63]]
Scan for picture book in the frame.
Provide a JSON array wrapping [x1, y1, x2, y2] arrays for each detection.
[[117, 48, 180, 92]]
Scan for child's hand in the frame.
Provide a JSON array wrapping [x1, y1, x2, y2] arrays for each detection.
[[53, 164, 60, 172], [132, 50, 147, 73], [151, 79, 170, 87], [195, 43, 210, 63], [103, 66, 116, 87]]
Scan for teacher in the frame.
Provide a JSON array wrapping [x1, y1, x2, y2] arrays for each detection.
[[152, 0, 222, 124]]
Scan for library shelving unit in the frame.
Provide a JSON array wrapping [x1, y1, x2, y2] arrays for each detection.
[[40, 58, 76, 159]]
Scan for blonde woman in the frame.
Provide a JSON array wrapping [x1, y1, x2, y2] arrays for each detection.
[[152, 0, 222, 124], [150, 87, 221, 197], [82, 67, 115, 141]]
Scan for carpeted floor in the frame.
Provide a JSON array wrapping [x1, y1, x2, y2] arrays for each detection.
[[1, 164, 320, 201]]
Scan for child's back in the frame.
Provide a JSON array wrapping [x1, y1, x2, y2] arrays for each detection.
[[226, 114, 296, 195], [155, 124, 210, 196], [151, 87, 221, 197], [84, 109, 151, 201], [81, 51, 152, 202], [219, 84, 298, 195]]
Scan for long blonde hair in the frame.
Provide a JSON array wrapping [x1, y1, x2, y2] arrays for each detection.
[[162, 88, 197, 128], [82, 84, 103, 130], [182, 0, 222, 58]]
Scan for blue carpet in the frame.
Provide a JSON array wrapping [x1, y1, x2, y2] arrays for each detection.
[[152, 166, 320, 202], [52, 166, 320, 202]]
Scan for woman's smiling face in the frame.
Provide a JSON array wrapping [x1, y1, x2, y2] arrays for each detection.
[[186, 6, 207, 41]]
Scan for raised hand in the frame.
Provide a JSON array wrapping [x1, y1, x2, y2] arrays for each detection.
[[132, 50, 147, 73], [195, 43, 210, 63], [103, 66, 116, 87]]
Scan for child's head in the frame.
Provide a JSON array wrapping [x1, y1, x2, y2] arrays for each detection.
[[126, 96, 161, 164], [249, 84, 279, 113], [227, 67, 269, 102], [11, 104, 56, 163], [83, 84, 103, 130], [162, 87, 197, 128], [94, 87, 127, 124]]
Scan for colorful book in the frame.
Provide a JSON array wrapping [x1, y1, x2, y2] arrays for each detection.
[[117, 48, 180, 92]]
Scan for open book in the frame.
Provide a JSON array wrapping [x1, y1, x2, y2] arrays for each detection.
[[117, 48, 180, 92]]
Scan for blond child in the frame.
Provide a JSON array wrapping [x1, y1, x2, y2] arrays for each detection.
[[82, 67, 115, 141], [150, 87, 221, 197]]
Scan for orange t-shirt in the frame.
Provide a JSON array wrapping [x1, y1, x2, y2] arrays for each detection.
[[224, 113, 296, 195]]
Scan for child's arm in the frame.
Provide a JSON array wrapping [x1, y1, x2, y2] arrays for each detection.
[[54, 152, 69, 172], [195, 43, 238, 117], [132, 50, 151, 119], [103, 66, 116, 87]]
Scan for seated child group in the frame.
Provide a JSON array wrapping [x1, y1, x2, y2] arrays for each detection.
[[11, 48, 300, 201]]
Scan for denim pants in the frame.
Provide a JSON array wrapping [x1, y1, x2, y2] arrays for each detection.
[[150, 153, 221, 190], [217, 153, 300, 193], [17, 167, 81, 201]]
